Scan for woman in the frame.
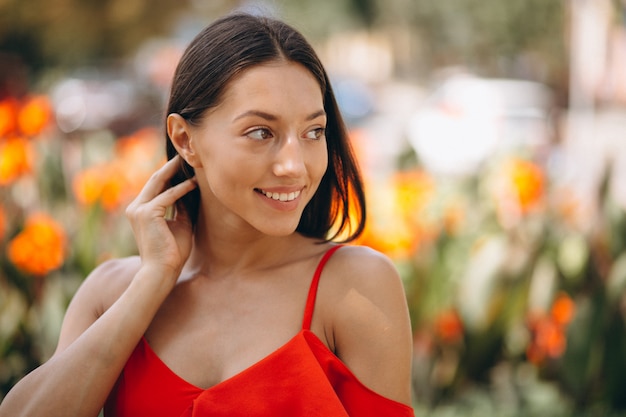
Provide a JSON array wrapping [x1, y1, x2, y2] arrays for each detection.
[[0, 13, 414, 417]]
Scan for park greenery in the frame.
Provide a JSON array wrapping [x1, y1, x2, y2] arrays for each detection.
[[2, 0, 626, 415]]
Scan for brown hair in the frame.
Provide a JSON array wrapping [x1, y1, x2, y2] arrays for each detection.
[[166, 13, 365, 242]]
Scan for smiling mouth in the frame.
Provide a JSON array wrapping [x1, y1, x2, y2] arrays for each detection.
[[256, 188, 301, 202]]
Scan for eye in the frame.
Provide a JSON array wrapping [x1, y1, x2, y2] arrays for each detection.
[[246, 128, 273, 141], [305, 127, 325, 140]]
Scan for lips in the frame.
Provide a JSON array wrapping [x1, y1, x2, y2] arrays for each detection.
[[255, 188, 302, 202]]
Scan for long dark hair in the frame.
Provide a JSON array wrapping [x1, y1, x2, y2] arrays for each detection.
[[166, 12, 365, 242]]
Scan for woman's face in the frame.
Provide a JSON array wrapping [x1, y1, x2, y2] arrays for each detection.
[[184, 61, 328, 237]]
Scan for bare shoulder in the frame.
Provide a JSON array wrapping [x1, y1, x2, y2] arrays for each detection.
[[54, 256, 140, 354], [328, 244, 401, 286], [71, 256, 141, 317], [322, 245, 407, 307], [318, 244, 413, 405], [322, 244, 410, 327]]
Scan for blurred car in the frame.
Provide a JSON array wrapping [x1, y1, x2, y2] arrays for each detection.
[[407, 73, 555, 176], [50, 69, 162, 136]]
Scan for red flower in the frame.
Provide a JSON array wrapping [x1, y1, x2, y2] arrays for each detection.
[[434, 309, 464, 345], [526, 293, 576, 365], [0, 95, 53, 139], [0, 98, 20, 137], [551, 292, 576, 326]]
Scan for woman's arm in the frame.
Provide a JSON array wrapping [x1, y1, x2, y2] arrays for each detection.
[[0, 156, 197, 417], [327, 246, 414, 405], [0, 260, 176, 417]]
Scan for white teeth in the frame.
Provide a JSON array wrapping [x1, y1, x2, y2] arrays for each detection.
[[260, 189, 301, 202]]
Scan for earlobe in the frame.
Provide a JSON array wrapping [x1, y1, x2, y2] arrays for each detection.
[[167, 113, 201, 167]]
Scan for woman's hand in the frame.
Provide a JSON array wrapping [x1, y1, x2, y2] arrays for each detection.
[[125, 155, 198, 282]]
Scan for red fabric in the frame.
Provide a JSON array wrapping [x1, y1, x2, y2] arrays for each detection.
[[105, 245, 415, 417]]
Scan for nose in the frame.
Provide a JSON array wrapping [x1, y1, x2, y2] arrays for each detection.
[[272, 135, 306, 177]]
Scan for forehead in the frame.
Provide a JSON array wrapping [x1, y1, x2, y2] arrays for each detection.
[[219, 61, 324, 112]]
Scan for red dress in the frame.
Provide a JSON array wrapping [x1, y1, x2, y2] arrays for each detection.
[[105, 245, 415, 416]]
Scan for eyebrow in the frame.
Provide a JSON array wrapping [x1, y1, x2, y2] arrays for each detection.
[[233, 109, 326, 122]]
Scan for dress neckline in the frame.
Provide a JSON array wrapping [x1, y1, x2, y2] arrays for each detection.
[[138, 330, 308, 392], [139, 328, 411, 410], [139, 245, 344, 392]]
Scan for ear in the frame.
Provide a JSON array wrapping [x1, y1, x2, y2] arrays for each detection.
[[167, 113, 202, 168]]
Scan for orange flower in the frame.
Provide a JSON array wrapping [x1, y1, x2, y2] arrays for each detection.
[[434, 309, 464, 344], [394, 170, 438, 244], [0, 97, 20, 137], [356, 170, 439, 259], [114, 127, 164, 197], [393, 169, 435, 224], [0, 136, 35, 185], [356, 217, 417, 259], [73, 128, 164, 212], [72, 164, 126, 211], [99, 166, 126, 211], [551, 292, 576, 326], [17, 95, 53, 137], [7, 213, 67, 276], [72, 165, 103, 206], [115, 127, 161, 162], [507, 158, 544, 212]]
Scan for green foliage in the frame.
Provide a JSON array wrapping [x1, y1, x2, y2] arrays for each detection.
[[377, 0, 568, 91], [397, 154, 626, 413], [0, 0, 194, 70]]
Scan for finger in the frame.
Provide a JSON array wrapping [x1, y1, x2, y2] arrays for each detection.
[[147, 177, 197, 212], [126, 177, 197, 232], [134, 155, 185, 204]]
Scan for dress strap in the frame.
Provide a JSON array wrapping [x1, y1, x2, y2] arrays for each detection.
[[302, 245, 344, 330]]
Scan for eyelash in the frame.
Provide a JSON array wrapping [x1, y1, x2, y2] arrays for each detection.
[[246, 127, 273, 141], [307, 127, 326, 140], [245, 127, 326, 141]]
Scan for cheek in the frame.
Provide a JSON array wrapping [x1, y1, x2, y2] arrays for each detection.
[[202, 162, 240, 193], [199, 149, 259, 196]]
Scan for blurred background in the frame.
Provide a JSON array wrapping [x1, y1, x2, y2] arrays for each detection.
[[1, 0, 626, 415]]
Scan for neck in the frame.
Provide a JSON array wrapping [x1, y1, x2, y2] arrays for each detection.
[[182, 210, 307, 278]]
